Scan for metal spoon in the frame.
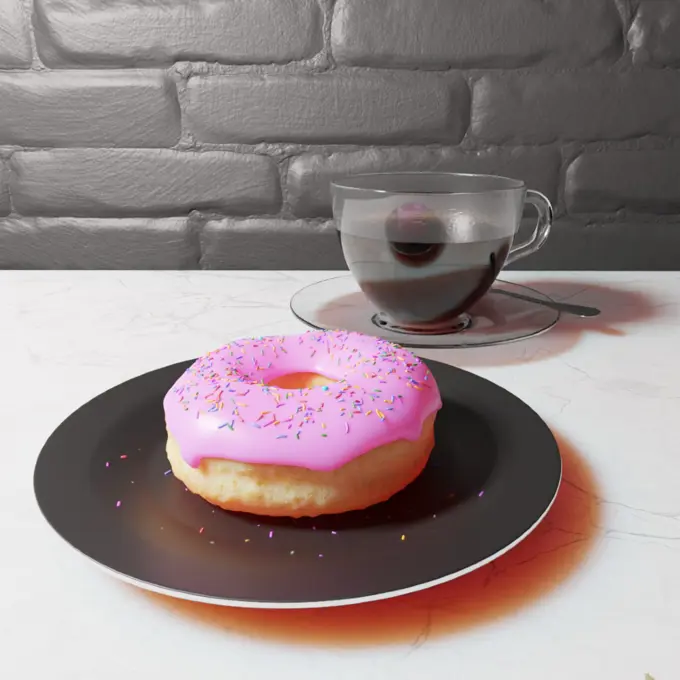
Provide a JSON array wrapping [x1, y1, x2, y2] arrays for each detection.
[[495, 289, 601, 317]]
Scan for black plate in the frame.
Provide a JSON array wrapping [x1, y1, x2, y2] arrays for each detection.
[[34, 359, 561, 609]]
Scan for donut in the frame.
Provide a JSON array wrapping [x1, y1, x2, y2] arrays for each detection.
[[163, 330, 442, 517]]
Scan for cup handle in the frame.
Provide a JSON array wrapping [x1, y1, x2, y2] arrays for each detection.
[[505, 189, 553, 266]]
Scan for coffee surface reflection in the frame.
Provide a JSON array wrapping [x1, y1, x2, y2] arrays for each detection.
[[340, 203, 512, 327]]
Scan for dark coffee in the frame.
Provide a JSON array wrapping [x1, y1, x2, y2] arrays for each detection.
[[340, 226, 512, 327]]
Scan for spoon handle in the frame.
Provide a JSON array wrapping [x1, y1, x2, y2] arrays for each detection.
[[496, 289, 601, 318]]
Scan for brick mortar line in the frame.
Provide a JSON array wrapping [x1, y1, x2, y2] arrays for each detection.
[[318, 0, 337, 71], [0, 140, 676, 161], [21, 0, 43, 70], [4, 142, 662, 155], [8, 62, 679, 75], [2, 209, 678, 224], [3, 214, 677, 225], [1, 64, 679, 80]]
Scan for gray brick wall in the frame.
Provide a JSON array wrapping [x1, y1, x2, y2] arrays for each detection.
[[1, 0, 679, 270]]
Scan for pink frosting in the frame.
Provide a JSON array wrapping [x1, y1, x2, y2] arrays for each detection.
[[163, 330, 442, 471]]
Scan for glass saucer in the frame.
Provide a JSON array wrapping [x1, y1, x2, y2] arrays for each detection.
[[290, 275, 560, 349]]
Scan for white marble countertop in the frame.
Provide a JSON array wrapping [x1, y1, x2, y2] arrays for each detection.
[[3, 270, 679, 680]]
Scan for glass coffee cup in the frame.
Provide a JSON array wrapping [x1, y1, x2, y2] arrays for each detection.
[[331, 172, 553, 333]]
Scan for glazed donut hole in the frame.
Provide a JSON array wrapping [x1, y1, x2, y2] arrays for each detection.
[[266, 372, 338, 390]]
